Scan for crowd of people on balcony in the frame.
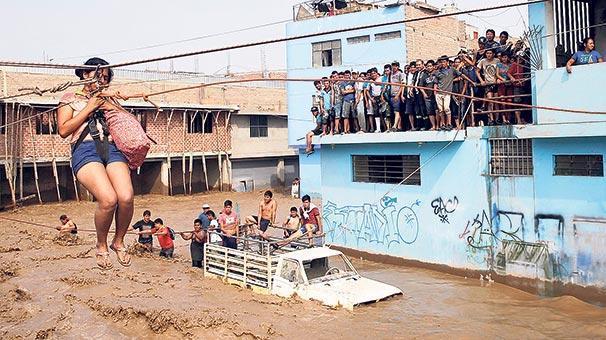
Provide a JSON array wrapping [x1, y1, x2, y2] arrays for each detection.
[[305, 30, 538, 152]]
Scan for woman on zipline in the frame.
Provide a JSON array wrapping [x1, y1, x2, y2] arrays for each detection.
[[57, 58, 133, 269]]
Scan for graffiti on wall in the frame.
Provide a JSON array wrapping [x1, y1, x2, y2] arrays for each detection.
[[430, 196, 459, 224], [459, 209, 525, 265], [323, 195, 420, 248]]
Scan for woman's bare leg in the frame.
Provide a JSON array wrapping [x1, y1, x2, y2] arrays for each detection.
[[106, 162, 134, 254], [76, 162, 118, 261]]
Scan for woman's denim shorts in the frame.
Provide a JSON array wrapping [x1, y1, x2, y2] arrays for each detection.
[[71, 141, 127, 175]]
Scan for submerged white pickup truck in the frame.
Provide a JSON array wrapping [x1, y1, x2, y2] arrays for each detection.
[[204, 233, 402, 310]]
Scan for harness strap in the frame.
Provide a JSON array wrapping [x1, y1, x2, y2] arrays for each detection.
[[72, 110, 110, 163]]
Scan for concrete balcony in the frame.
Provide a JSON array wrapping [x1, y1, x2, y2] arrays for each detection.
[[534, 62, 606, 125]]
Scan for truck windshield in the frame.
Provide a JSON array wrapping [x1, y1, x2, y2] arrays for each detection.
[[303, 255, 356, 282]]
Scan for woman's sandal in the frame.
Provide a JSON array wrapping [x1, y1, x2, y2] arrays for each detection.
[[110, 244, 132, 267], [95, 252, 113, 270]]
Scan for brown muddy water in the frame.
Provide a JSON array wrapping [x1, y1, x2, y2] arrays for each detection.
[[0, 192, 605, 339]]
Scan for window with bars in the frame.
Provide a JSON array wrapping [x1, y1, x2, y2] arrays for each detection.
[[347, 35, 370, 44], [375, 31, 402, 41], [352, 155, 421, 185], [489, 139, 533, 176], [554, 154, 604, 176], [249, 115, 268, 138], [188, 111, 213, 134], [312, 40, 342, 68], [553, 0, 594, 67], [34, 109, 57, 135], [0, 103, 6, 134]]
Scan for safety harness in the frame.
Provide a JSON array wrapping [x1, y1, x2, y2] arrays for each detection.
[[72, 110, 111, 163]]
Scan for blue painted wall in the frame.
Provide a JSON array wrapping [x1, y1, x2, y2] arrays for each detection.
[[534, 63, 606, 125], [286, 6, 406, 147], [298, 147, 322, 198], [320, 135, 606, 288]]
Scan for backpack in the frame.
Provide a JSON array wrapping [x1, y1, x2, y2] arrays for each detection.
[[168, 227, 176, 240]]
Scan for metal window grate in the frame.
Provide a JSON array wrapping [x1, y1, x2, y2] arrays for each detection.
[[352, 155, 421, 185], [346, 35, 370, 44], [312, 40, 342, 68], [553, 0, 592, 65], [375, 31, 402, 41], [554, 154, 604, 177], [489, 139, 533, 176], [188, 111, 213, 134], [249, 115, 268, 138]]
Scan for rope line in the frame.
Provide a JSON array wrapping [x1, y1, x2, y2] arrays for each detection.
[[0, 1, 547, 71], [1, 75, 605, 130]]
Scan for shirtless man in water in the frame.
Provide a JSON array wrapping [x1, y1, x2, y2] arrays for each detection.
[[245, 190, 277, 241], [56, 215, 78, 235]]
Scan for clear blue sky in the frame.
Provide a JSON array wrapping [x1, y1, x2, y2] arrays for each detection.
[[1, 0, 528, 74]]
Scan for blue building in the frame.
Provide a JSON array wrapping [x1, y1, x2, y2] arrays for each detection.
[[287, 1, 606, 302]]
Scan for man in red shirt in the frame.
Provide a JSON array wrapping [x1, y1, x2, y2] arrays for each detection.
[[507, 52, 528, 125], [299, 195, 323, 245], [152, 218, 174, 258]]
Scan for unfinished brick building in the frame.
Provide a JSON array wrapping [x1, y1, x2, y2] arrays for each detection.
[[0, 68, 288, 207]]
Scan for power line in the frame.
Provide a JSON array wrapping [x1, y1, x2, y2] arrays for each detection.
[[49, 19, 292, 62], [0, 0, 547, 71]]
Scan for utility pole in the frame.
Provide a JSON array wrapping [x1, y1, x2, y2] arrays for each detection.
[[260, 47, 268, 79]]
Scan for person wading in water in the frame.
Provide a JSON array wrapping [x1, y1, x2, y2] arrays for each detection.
[[57, 57, 134, 269]]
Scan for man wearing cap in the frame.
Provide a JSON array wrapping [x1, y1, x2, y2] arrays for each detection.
[[198, 204, 212, 232], [305, 106, 323, 155]]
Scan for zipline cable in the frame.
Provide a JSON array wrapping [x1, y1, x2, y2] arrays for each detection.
[[0, 1, 547, 71]]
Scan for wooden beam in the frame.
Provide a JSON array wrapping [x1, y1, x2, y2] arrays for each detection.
[[202, 153, 209, 192], [27, 116, 43, 204]]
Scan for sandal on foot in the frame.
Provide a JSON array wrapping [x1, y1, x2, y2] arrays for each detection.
[[95, 252, 113, 270], [110, 244, 132, 267]]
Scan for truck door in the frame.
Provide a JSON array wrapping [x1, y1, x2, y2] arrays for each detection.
[[272, 259, 304, 297]]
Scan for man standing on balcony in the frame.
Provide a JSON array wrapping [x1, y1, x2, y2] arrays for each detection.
[[476, 49, 500, 125], [340, 70, 356, 134], [389, 61, 404, 132], [566, 37, 603, 73]]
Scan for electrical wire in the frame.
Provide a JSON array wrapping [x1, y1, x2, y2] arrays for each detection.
[[0, 0, 547, 71], [50, 19, 292, 62]]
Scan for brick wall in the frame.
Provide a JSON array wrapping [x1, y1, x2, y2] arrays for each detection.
[[0, 71, 286, 162], [405, 5, 470, 63]]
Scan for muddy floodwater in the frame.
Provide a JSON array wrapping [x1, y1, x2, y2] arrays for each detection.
[[0, 192, 605, 339]]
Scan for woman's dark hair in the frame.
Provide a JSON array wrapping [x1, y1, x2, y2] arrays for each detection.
[[75, 57, 114, 82], [582, 37, 594, 46]]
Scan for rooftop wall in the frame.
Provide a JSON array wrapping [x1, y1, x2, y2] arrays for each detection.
[[286, 5, 406, 146]]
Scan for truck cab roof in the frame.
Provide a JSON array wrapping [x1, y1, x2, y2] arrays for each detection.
[[279, 246, 343, 262]]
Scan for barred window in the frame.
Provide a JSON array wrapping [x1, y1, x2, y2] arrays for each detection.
[[375, 31, 401, 41], [0, 103, 4, 134], [188, 111, 213, 134], [312, 40, 342, 68], [352, 155, 420, 185], [554, 155, 604, 177], [490, 139, 533, 176], [347, 35, 370, 44], [249, 115, 268, 138]]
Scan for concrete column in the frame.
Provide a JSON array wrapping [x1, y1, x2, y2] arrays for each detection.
[[150, 160, 170, 195], [277, 158, 285, 186]]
